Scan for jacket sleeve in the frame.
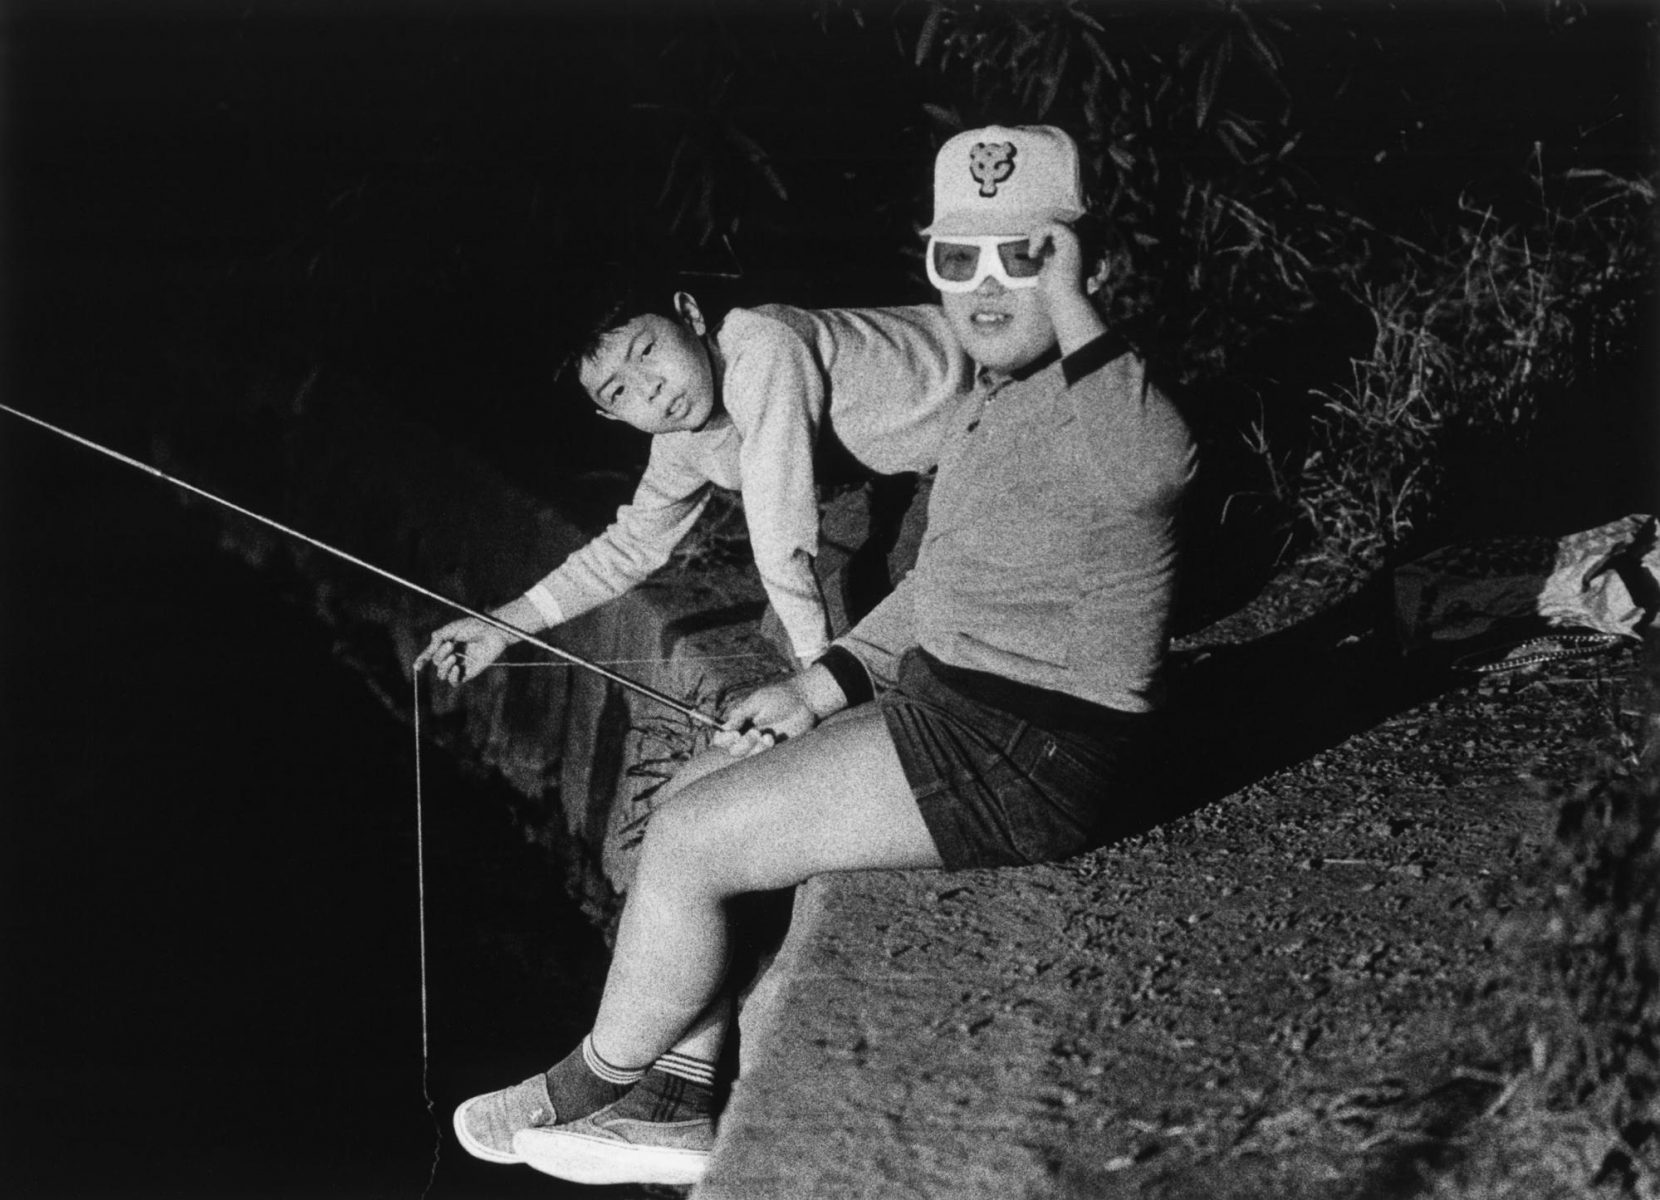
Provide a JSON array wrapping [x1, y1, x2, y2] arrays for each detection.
[[828, 567, 919, 695], [726, 319, 836, 661], [523, 437, 711, 626]]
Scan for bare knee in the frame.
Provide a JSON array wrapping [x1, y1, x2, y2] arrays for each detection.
[[655, 744, 745, 804], [634, 786, 746, 901]]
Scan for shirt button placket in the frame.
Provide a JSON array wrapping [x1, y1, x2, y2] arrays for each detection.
[[967, 381, 999, 434]]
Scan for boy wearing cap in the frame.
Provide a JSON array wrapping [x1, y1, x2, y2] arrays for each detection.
[[417, 282, 974, 677], [451, 125, 1196, 1187]]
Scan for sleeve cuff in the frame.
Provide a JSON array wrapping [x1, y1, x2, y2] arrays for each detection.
[[814, 645, 874, 707], [1061, 331, 1130, 386], [524, 583, 566, 627]]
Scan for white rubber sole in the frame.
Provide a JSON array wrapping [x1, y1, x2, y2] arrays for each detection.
[[452, 1094, 521, 1164], [513, 1125, 711, 1186]]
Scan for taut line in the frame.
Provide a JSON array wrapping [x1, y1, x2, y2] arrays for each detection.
[[0, 402, 723, 729]]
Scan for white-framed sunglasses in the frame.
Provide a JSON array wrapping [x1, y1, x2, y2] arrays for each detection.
[[925, 235, 1044, 293]]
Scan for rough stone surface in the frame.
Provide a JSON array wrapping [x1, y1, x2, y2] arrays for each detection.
[[704, 577, 1648, 1199]]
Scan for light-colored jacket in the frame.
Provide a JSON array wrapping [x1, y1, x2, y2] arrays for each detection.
[[525, 304, 974, 659]]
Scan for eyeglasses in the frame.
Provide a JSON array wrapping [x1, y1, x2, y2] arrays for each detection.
[[925, 236, 1044, 293]]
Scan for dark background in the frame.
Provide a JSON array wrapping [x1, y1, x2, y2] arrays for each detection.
[[0, 4, 799, 1197], [0, 2, 1654, 1198]]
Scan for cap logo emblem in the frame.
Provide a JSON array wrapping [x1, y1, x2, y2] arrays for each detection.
[[968, 141, 1017, 197]]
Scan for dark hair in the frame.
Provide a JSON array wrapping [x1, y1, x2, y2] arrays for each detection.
[[1072, 210, 1110, 275], [555, 267, 732, 387]]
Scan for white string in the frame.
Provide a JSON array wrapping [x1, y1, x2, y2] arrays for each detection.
[[404, 647, 758, 1194], [0, 403, 724, 730], [412, 673, 440, 1198], [488, 652, 770, 669]]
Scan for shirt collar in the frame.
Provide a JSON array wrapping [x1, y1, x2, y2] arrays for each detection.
[[977, 331, 1130, 391], [979, 343, 1061, 392], [1061, 331, 1130, 386]]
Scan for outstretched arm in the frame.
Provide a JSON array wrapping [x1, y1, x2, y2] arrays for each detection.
[[414, 594, 548, 686], [528, 453, 712, 628], [417, 439, 711, 685]]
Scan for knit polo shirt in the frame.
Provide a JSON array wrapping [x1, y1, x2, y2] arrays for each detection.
[[830, 332, 1196, 714]]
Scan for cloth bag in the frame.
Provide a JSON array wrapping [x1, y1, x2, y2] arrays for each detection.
[[1393, 513, 1660, 654]]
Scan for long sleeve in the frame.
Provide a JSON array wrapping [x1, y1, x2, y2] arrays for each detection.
[[524, 434, 713, 625], [830, 567, 920, 694], [723, 314, 836, 660]]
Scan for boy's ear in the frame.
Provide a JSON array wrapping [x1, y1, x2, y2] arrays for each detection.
[[672, 291, 707, 337], [1084, 255, 1111, 296]]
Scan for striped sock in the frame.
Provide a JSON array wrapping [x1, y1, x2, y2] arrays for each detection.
[[542, 1034, 647, 1124], [601, 1051, 719, 1123], [582, 1035, 650, 1087], [655, 1051, 718, 1088]]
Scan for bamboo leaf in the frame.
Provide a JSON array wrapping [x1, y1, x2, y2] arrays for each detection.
[[915, 2, 943, 67], [1195, 37, 1231, 130], [1234, 6, 1283, 75], [1177, 32, 1202, 70], [658, 136, 691, 207], [1217, 114, 1260, 162], [1080, 30, 1119, 82], [1036, 30, 1070, 117], [922, 102, 962, 131], [724, 126, 789, 200], [1216, 120, 1243, 162], [1069, 3, 1105, 35]]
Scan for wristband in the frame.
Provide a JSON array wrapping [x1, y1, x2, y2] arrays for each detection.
[[814, 645, 874, 708]]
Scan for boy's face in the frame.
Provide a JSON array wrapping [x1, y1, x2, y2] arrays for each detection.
[[939, 275, 1057, 375], [579, 313, 716, 434]]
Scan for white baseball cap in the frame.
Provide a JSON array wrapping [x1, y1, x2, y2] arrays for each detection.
[[922, 124, 1086, 237]]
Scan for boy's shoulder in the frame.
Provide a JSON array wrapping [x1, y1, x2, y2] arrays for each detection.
[[1059, 341, 1195, 486], [1059, 338, 1169, 411], [726, 302, 954, 349], [715, 304, 809, 357]]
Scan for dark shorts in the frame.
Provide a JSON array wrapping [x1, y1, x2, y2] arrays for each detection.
[[877, 648, 1152, 871]]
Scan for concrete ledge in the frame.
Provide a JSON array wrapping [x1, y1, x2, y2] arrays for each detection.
[[693, 611, 1617, 1197], [708, 867, 1093, 1200]]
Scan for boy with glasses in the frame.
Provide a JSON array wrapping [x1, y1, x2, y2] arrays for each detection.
[[449, 124, 1197, 1187]]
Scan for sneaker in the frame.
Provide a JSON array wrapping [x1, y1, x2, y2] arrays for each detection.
[[452, 1074, 559, 1164], [511, 1098, 715, 1186]]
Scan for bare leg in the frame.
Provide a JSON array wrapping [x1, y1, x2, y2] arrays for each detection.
[[590, 706, 939, 1066], [654, 739, 753, 800], [651, 992, 724, 1064], [632, 745, 750, 1062]]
